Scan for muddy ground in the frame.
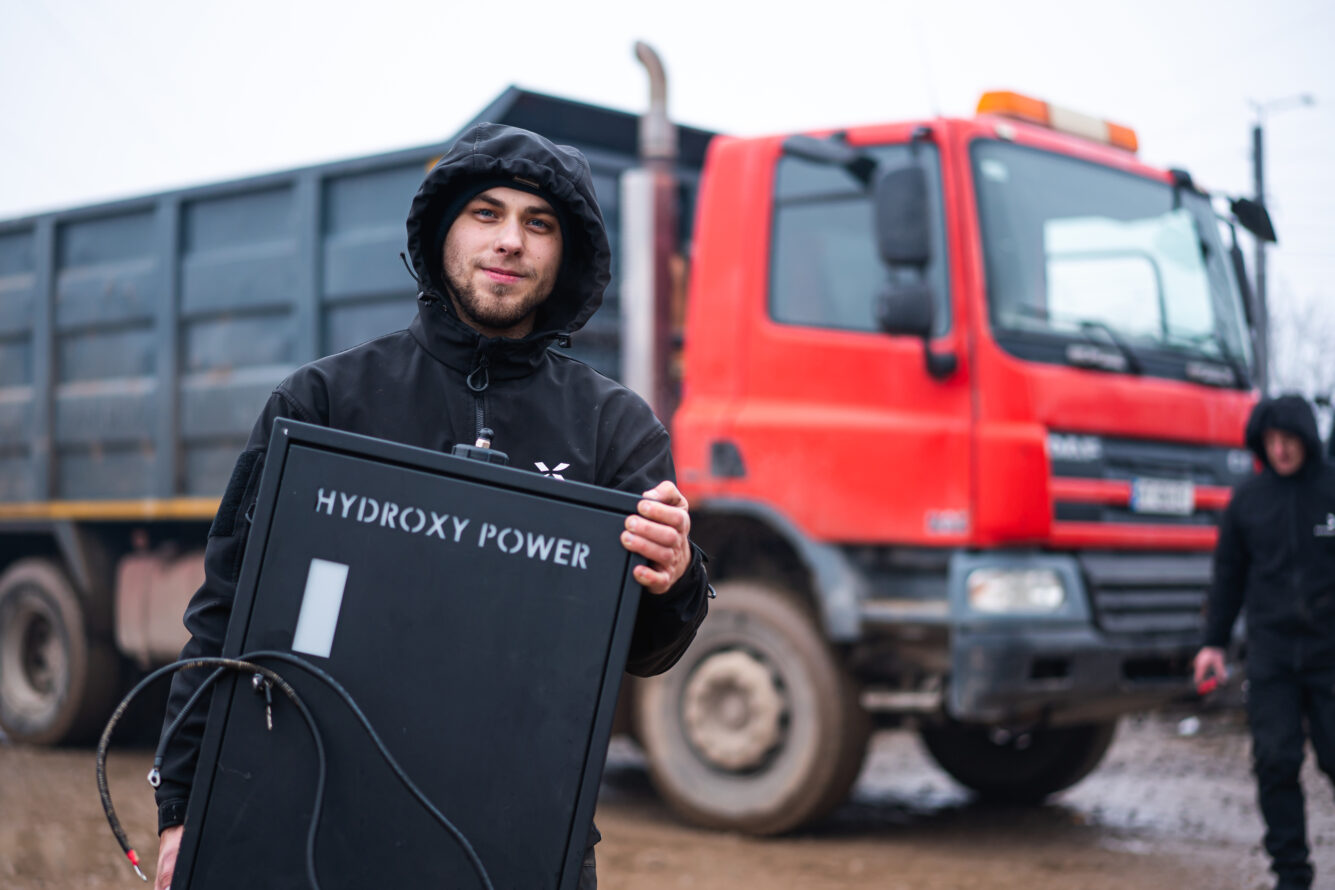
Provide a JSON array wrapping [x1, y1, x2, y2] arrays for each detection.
[[2, 707, 1332, 889]]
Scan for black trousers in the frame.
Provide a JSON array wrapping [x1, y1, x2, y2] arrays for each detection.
[[1247, 646, 1335, 889]]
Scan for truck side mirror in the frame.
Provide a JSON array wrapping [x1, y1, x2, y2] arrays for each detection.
[[781, 134, 877, 185], [876, 281, 933, 338], [1230, 197, 1277, 244], [1228, 237, 1256, 329], [874, 167, 931, 267], [873, 165, 956, 379]]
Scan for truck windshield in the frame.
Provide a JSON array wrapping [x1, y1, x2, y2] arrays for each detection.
[[972, 140, 1253, 381]]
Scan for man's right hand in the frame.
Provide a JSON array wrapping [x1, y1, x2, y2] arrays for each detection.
[[1193, 646, 1228, 687], [155, 825, 183, 890]]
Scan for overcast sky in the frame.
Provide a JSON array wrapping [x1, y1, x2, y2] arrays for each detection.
[[2, 0, 1330, 352]]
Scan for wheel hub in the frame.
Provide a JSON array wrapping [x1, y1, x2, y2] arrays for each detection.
[[681, 649, 785, 771], [0, 588, 66, 718], [21, 613, 55, 693]]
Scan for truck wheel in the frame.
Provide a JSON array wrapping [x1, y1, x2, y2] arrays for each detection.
[[0, 559, 120, 745], [919, 719, 1117, 803], [632, 580, 870, 835]]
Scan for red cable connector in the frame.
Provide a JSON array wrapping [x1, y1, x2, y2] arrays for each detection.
[[126, 848, 147, 881]]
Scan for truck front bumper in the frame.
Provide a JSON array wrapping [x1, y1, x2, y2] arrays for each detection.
[[948, 625, 1197, 724], [944, 551, 1201, 725]]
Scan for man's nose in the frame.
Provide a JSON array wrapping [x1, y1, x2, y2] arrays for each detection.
[[494, 218, 524, 253]]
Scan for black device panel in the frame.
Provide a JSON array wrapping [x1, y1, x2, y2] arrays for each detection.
[[173, 421, 644, 889]]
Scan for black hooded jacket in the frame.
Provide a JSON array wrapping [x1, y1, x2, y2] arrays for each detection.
[[155, 123, 710, 831], [1204, 395, 1335, 653]]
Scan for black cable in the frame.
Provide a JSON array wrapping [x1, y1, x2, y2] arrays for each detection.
[[96, 657, 321, 884], [152, 665, 227, 771], [155, 659, 329, 889], [241, 650, 494, 890], [96, 653, 494, 890]]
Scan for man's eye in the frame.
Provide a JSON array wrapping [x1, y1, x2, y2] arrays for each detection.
[[473, 207, 497, 219], [528, 218, 554, 231]]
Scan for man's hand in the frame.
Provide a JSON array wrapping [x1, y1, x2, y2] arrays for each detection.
[[1193, 646, 1228, 687], [621, 481, 692, 595], [155, 824, 183, 890]]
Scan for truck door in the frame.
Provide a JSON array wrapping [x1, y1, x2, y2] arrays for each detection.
[[730, 138, 972, 546]]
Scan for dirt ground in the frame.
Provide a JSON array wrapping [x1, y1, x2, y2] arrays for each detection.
[[2, 707, 1332, 889]]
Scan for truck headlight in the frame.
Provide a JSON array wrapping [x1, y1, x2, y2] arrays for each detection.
[[967, 568, 1066, 613]]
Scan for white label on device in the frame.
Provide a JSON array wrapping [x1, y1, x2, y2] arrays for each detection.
[[291, 559, 349, 658]]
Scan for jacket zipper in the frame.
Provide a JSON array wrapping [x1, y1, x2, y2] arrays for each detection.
[[465, 349, 491, 444], [1293, 482, 1309, 626]]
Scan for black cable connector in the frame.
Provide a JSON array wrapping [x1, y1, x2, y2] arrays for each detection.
[[96, 651, 495, 890]]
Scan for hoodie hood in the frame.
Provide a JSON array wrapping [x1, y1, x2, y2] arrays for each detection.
[[405, 122, 612, 339], [1244, 394, 1323, 476]]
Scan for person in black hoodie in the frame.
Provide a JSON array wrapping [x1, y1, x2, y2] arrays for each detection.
[[1195, 394, 1335, 890], [151, 123, 710, 890]]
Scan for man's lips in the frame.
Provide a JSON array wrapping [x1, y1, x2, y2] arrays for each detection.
[[481, 266, 525, 283]]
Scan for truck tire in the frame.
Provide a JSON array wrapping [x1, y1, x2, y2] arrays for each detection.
[[632, 580, 870, 835], [919, 718, 1117, 803], [0, 558, 120, 745]]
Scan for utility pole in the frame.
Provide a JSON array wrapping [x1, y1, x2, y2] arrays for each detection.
[[1249, 93, 1314, 393]]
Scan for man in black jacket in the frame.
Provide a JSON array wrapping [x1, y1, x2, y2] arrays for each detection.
[[152, 123, 710, 889], [1195, 394, 1335, 890]]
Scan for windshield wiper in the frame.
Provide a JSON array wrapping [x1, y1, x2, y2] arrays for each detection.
[[1214, 338, 1251, 388], [999, 305, 1145, 375], [1078, 320, 1144, 375], [1166, 331, 1250, 389]]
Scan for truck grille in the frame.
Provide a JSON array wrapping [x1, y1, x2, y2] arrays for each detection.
[[1078, 552, 1212, 637], [1050, 431, 1252, 528]]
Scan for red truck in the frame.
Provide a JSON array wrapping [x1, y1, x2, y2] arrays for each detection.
[[632, 89, 1266, 833], [0, 85, 1268, 836]]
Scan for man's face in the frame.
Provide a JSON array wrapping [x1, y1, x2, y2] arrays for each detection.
[[441, 187, 563, 339], [1264, 428, 1306, 476]]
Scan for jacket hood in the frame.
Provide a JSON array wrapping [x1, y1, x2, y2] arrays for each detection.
[[405, 122, 612, 339], [1244, 394, 1323, 475]]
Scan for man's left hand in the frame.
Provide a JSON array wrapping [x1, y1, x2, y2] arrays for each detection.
[[621, 481, 692, 595]]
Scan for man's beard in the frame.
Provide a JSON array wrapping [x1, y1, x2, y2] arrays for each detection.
[[448, 276, 548, 333], [441, 239, 559, 337]]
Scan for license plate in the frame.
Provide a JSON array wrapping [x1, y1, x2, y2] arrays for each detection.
[[1130, 478, 1195, 516]]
